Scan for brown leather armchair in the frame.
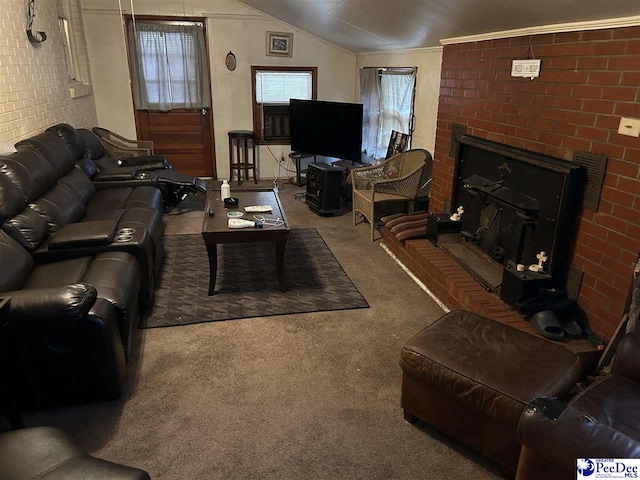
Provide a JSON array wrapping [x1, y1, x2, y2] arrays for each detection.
[[517, 255, 640, 479], [517, 329, 640, 479]]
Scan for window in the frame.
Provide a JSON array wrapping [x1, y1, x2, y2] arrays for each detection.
[[137, 30, 197, 105], [127, 21, 211, 111], [252, 66, 317, 143], [59, 17, 77, 80], [360, 67, 416, 161], [57, 0, 92, 98]]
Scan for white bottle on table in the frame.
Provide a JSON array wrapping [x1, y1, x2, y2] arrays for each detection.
[[221, 179, 231, 201]]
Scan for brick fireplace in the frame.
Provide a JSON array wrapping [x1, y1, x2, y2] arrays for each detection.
[[431, 26, 640, 339]]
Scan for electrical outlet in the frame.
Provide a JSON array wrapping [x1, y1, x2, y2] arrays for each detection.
[[618, 117, 640, 137]]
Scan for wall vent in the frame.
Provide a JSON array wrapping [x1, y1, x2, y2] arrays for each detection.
[[572, 150, 608, 212], [565, 265, 584, 301]]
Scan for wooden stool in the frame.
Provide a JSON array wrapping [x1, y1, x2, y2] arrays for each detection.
[[228, 130, 257, 186]]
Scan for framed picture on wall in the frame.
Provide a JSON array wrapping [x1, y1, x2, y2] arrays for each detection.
[[266, 32, 293, 57]]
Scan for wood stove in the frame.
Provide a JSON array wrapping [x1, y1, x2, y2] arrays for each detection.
[[439, 135, 584, 307]]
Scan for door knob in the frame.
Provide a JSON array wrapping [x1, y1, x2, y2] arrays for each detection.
[[201, 109, 208, 115]]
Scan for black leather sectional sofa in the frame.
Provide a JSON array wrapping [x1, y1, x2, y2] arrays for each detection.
[[0, 124, 200, 411]]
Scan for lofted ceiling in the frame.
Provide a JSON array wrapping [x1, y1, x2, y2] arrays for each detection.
[[236, 0, 640, 52]]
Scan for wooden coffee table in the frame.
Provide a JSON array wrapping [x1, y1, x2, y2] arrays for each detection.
[[201, 189, 290, 295]]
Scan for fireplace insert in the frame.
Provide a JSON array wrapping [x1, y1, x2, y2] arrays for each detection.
[[447, 135, 584, 305]]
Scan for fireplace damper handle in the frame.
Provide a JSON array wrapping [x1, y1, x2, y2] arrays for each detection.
[[463, 174, 540, 215]]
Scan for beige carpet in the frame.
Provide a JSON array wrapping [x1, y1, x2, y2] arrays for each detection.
[[18, 181, 500, 479]]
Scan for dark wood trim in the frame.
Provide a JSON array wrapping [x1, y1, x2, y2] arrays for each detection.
[[200, 16, 216, 178], [124, 15, 216, 178], [124, 14, 205, 23], [251, 66, 318, 144]]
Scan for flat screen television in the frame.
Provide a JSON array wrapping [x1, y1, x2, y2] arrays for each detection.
[[290, 99, 363, 162]]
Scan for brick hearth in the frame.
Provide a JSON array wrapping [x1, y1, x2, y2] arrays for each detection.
[[383, 227, 597, 358]]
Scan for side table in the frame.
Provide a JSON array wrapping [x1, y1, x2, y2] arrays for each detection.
[[228, 130, 257, 186]]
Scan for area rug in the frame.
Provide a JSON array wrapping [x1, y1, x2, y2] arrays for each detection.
[[141, 229, 369, 328]]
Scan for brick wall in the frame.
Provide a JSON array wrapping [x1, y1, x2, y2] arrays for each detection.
[[432, 26, 640, 339], [0, 0, 97, 143]]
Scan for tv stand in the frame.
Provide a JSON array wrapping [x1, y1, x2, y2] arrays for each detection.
[[289, 152, 316, 186]]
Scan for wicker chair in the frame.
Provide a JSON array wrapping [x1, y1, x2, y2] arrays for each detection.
[[92, 127, 156, 163], [351, 149, 431, 241]]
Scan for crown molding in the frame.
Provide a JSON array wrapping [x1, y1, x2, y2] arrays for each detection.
[[357, 46, 443, 57], [440, 15, 640, 45], [82, 8, 121, 15], [201, 12, 264, 21]]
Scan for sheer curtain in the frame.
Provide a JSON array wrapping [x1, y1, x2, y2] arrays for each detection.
[[359, 67, 416, 161], [360, 67, 380, 160], [128, 22, 211, 112]]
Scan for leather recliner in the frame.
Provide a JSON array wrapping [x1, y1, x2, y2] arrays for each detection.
[[48, 124, 207, 211], [0, 229, 139, 409], [517, 258, 640, 479], [92, 126, 172, 170], [0, 139, 163, 304], [0, 126, 165, 411], [517, 328, 640, 479], [0, 426, 150, 479], [0, 171, 157, 310]]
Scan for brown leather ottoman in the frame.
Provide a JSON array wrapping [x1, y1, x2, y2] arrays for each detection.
[[400, 310, 581, 477]]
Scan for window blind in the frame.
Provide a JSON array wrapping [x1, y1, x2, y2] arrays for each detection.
[[255, 71, 313, 103]]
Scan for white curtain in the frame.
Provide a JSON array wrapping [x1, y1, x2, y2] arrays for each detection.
[[128, 22, 211, 112], [360, 68, 416, 161], [379, 73, 415, 158], [360, 67, 380, 160]]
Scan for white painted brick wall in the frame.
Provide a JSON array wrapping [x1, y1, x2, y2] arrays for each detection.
[[0, 0, 97, 143]]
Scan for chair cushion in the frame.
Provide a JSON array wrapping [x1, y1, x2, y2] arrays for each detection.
[[17, 131, 76, 177], [31, 185, 86, 232], [58, 168, 97, 204], [3, 208, 50, 250], [381, 211, 429, 242], [571, 373, 640, 441], [47, 123, 87, 161], [78, 128, 108, 160], [25, 257, 93, 288], [24, 251, 141, 349], [87, 186, 162, 215], [0, 146, 58, 202]]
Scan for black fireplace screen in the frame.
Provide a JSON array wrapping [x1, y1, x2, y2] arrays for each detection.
[[451, 136, 583, 285]]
